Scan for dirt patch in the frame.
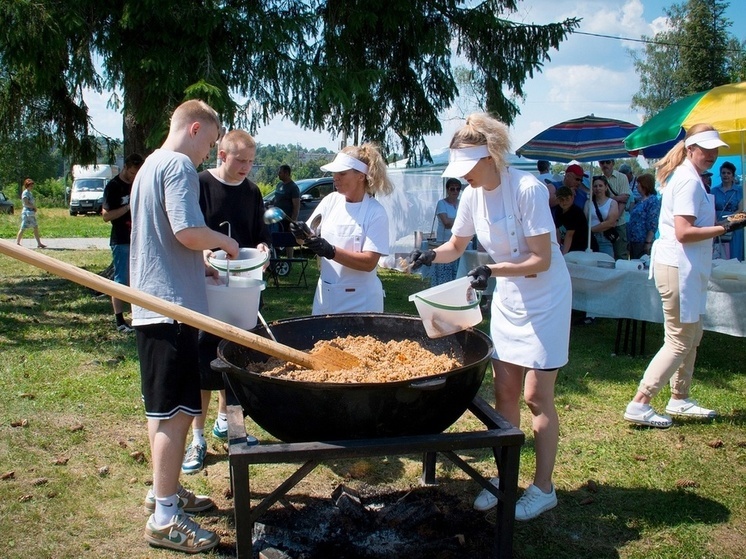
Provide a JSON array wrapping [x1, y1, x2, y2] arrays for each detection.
[[249, 484, 497, 559], [707, 523, 746, 559]]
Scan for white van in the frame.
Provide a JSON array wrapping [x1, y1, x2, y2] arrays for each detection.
[[69, 164, 118, 216]]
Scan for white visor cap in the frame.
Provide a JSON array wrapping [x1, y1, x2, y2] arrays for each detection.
[[441, 145, 490, 177], [684, 130, 729, 149], [320, 152, 369, 174]]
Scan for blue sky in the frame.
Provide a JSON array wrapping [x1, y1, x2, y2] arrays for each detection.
[[85, 0, 744, 154]]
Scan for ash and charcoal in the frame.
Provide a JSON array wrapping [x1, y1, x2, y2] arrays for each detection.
[[252, 484, 494, 559]]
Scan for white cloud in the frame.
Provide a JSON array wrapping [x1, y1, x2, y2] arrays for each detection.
[[649, 15, 672, 35]]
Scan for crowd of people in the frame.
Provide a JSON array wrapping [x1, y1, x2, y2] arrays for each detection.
[[547, 158, 743, 263], [408, 119, 743, 524], [11, 99, 741, 552]]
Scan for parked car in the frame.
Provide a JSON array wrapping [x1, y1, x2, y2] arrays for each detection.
[[263, 176, 335, 223], [0, 191, 14, 214]]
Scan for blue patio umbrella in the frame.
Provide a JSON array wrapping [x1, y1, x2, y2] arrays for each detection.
[[516, 115, 638, 263], [516, 115, 638, 163]]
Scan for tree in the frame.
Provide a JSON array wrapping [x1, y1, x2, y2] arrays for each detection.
[[630, 0, 745, 121], [0, 1, 579, 165], [0, 135, 64, 195], [252, 144, 332, 186], [725, 36, 746, 82]]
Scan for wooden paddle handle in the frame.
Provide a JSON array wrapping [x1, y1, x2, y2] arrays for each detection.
[[0, 240, 321, 369]]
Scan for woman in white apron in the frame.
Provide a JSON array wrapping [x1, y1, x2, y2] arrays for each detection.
[[410, 113, 571, 521], [291, 144, 393, 315], [623, 125, 745, 428]]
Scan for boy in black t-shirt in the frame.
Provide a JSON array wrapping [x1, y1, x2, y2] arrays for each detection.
[[102, 153, 143, 332], [553, 186, 597, 254]]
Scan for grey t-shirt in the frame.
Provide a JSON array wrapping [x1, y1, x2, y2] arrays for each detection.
[[130, 149, 208, 324]]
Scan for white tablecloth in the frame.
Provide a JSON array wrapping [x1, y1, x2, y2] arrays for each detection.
[[566, 262, 746, 337]]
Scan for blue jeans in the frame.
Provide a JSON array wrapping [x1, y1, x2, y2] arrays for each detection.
[[593, 232, 614, 258], [111, 244, 130, 286]]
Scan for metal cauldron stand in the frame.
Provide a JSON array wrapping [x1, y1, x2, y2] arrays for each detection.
[[226, 396, 525, 559]]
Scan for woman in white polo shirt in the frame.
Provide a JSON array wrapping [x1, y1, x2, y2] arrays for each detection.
[[624, 125, 746, 428]]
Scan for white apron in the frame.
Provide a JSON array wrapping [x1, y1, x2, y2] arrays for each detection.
[[312, 194, 384, 314], [477, 169, 571, 369]]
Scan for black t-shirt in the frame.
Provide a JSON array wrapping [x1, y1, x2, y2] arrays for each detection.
[[273, 180, 300, 218], [102, 175, 132, 246], [198, 170, 272, 248], [553, 204, 592, 252]]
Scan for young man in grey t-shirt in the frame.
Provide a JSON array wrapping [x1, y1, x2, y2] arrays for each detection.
[[130, 99, 238, 554]]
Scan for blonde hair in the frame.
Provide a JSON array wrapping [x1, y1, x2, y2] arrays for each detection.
[[170, 99, 221, 134], [342, 143, 394, 196], [655, 123, 716, 185], [449, 113, 511, 171], [220, 129, 256, 153]]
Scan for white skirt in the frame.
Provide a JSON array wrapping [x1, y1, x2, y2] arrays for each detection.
[[489, 261, 571, 369]]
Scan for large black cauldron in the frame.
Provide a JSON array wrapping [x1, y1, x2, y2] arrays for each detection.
[[217, 313, 493, 442]]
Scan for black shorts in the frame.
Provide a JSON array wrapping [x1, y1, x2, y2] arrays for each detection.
[[198, 331, 226, 391], [136, 322, 201, 420]]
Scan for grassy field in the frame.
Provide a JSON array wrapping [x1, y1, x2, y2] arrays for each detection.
[[0, 207, 112, 239], [1, 215, 745, 558]]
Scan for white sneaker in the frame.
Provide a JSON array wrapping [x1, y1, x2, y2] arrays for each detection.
[[665, 398, 717, 418], [515, 484, 557, 521], [624, 402, 672, 428], [473, 477, 500, 511], [144, 512, 219, 552]]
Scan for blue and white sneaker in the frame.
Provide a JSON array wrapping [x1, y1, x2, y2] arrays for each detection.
[[181, 441, 207, 474], [211, 419, 228, 441]]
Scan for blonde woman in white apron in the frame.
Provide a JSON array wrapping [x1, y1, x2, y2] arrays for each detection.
[[410, 113, 572, 521], [623, 125, 746, 428], [290, 144, 393, 315]]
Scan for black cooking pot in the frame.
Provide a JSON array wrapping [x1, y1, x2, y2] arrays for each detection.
[[217, 313, 493, 442]]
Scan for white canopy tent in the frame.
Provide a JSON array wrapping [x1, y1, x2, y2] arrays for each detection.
[[377, 148, 537, 268]]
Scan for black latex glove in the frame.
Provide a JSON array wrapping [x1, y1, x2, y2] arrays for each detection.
[[408, 249, 436, 271], [305, 236, 336, 259], [468, 265, 492, 290], [719, 214, 746, 233], [289, 220, 313, 241]]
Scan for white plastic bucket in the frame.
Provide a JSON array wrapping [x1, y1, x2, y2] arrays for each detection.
[[205, 276, 265, 330], [408, 276, 482, 338], [208, 248, 268, 280]]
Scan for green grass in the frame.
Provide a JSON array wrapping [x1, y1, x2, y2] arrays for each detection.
[[1, 213, 745, 558], [0, 207, 111, 239]]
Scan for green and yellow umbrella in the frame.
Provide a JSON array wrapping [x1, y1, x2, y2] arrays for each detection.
[[624, 81, 746, 159]]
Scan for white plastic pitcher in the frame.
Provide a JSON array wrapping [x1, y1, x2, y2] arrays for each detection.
[[205, 276, 265, 330], [408, 276, 482, 338]]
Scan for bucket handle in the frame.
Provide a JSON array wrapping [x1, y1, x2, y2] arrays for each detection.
[[413, 295, 480, 312]]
